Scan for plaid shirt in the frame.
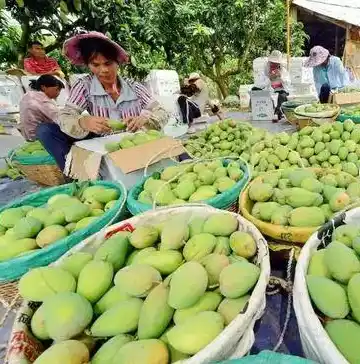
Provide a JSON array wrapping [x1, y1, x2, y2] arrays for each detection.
[[59, 75, 168, 138]]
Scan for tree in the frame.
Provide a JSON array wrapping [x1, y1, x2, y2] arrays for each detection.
[[148, 0, 307, 97]]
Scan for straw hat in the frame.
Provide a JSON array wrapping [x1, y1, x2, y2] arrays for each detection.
[[63, 31, 129, 66], [268, 50, 285, 64]]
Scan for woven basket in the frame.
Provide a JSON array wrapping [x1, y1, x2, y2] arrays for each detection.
[[9, 149, 64, 187], [6, 205, 270, 364], [12, 162, 65, 186], [239, 168, 357, 244]]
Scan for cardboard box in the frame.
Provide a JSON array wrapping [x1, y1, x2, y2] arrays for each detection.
[[251, 90, 275, 121], [65, 133, 186, 189], [331, 92, 360, 105]]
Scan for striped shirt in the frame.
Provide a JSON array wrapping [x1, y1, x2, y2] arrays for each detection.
[[59, 74, 169, 139], [68, 75, 152, 119]]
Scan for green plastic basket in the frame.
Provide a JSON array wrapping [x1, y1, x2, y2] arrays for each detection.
[[0, 181, 127, 282]]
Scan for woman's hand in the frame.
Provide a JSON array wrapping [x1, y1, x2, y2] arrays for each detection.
[[79, 116, 111, 134], [125, 115, 148, 132]]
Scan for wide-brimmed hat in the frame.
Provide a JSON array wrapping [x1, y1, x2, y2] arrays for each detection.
[[188, 72, 201, 81], [63, 31, 129, 66], [268, 50, 285, 64], [305, 46, 329, 68]]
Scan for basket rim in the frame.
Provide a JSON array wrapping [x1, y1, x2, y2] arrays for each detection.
[[294, 104, 340, 119]]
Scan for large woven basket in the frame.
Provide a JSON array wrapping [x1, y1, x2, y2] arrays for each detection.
[[6, 204, 270, 364], [239, 168, 357, 244], [9, 149, 65, 186]]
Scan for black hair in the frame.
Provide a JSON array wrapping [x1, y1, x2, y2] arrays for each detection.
[[181, 83, 198, 97], [29, 75, 64, 91], [28, 41, 43, 48], [77, 37, 119, 64]]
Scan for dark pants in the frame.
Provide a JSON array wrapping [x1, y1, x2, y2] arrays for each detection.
[[251, 87, 288, 120], [177, 95, 201, 125], [319, 83, 331, 104], [36, 123, 95, 171]]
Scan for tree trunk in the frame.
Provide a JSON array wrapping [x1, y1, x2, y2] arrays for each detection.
[[215, 78, 229, 98], [18, 18, 30, 68]]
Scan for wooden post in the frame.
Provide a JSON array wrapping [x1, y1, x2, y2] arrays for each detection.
[[287, 0, 292, 69]]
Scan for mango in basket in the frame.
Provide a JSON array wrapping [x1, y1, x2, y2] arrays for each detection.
[[44, 211, 66, 227], [203, 213, 238, 236], [31, 304, 49, 341], [0, 238, 38, 261], [82, 186, 119, 204], [12, 216, 42, 239], [220, 262, 260, 299], [138, 283, 174, 339], [160, 218, 189, 250], [217, 294, 250, 325], [0, 207, 25, 228], [213, 236, 231, 256], [33, 340, 89, 364], [19, 267, 76, 301], [307, 250, 331, 278], [91, 334, 133, 364], [325, 319, 360, 364], [167, 311, 224, 355], [36, 225, 68, 248], [77, 260, 113, 303], [200, 254, 230, 286], [42, 292, 93, 341], [59, 252, 93, 279], [288, 207, 325, 228], [74, 216, 98, 231], [115, 264, 162, 298], [129, 225, 158, 249], [183, 233, 217, 262], [90, 297, 143, 337], [94, 287, 131, 315], [229, 232, 257, 259], [27, 207, 49, 225], [307, 275, 349, 319], [94, 231, 130, 271], [109, 339, 168, 364]]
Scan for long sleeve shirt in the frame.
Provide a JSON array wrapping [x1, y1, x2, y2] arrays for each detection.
[[313, 56, 349, 95], [20, 90, 59, 141], [59, 75, 168, 138]]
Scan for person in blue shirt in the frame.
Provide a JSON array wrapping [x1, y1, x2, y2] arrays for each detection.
[[305, 45, 349, 103]]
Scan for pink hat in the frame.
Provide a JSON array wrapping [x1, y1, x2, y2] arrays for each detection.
[[305, 46, 330, 68], [63, 31, 129, 66]]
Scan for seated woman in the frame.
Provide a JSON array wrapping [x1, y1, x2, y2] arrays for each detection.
[[252, 50, 290, 122], [36, 32, 168, 171], [177, 83, 201, 125], [19, 75, 64, 141]]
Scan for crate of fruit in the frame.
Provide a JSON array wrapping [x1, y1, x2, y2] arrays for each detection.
[[7, 205, 270, 364], [9, 141, 64, 186], [293, 206, 360, 363], [126, 159, 250, 215], [337, 104, 360, 124], [239, 168, 359, 244], [0, 181, 127, 282]]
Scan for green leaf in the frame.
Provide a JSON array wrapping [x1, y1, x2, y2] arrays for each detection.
[[15, 0, 24, 7], [73, 0, 82, 12]]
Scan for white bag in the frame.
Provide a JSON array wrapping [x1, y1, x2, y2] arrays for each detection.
[[7, 205, 270, 364], [293, 207, 360, 364]]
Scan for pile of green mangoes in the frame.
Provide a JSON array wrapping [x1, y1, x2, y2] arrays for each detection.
[[247, 168, 359, 227], [19, 212, 261, 363], [250, 121, 360, 177], [0, 163, 22, 180], [0, 185, 120, 261], [14, 140, 50, 158], [301, 103, 338, 114], [339, 86, 360, 93], [105, 130, 163, 152], [137, 160, 244, 206], [340, 105, 360, 117], [183, 119, 268, 160], [307, 223, 360, 362]]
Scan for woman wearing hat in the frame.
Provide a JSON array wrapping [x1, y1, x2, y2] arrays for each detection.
[[305, 46, 348, 103], [253, 50, 290, 122], [36, 32, 168, 171]]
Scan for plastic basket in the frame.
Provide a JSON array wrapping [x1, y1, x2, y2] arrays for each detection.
[[8, 149, 64, 186], [126, 160, 250, 215], [0, 180, 127, 282]]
